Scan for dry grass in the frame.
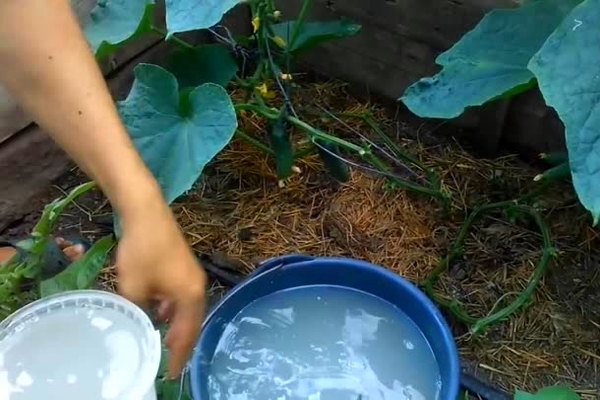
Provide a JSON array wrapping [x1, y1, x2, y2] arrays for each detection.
[[97, 80, 600, 397]]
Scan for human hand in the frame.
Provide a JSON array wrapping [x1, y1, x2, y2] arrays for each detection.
[[115, 202, 207, 379]]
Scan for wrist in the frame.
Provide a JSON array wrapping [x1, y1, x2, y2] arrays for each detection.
[[102, 164, 171, 226], [121, 184, 170, 224]]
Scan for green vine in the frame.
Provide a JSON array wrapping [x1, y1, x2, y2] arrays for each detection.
[[422, 200, 556, 334]]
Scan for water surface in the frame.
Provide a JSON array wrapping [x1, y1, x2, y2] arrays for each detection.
[[208, 285, 441, 400]]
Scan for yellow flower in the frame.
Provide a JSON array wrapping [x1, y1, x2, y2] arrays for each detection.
[[252, 16, 260, 33], [256, 83, 275, 99], [272, 36, 286, 48]]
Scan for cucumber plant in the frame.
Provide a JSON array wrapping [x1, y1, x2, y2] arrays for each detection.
[[400, 0, 600, 226], [0, 182, 114, 319], [83, 0, 447, 234], [83, 0, 559, 337]]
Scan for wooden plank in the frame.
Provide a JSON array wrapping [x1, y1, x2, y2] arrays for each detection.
[[0, 5, 251, 232], [0, 0, 165, 144]]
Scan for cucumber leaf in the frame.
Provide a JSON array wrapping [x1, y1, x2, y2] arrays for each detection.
[[400, 0, 581, 119], [84, 0, 155, 60], [117, 64, 237, 206], [165, 44, 238, 89], [165, 0, 241, 36], [529, 0, 600, 225], [271, 20, 361, 54]]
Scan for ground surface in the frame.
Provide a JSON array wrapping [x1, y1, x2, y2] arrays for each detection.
[[1, 80, 599, 398]]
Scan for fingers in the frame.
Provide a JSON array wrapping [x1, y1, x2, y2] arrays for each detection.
[[164, 288, 206, 378], [157, 299, 175, 322]]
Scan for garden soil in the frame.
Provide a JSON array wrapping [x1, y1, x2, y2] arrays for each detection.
[[1, 81, 599, 398]]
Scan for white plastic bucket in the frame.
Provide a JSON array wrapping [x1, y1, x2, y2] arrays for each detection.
[[0, 290, 161, 400]]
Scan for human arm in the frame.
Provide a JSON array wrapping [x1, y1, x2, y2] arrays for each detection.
[[0, 0, 206, 378]]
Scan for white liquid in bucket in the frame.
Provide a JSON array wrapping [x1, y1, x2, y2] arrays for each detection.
[[0, 292, 160, 400], [207, 285, 441, 400]]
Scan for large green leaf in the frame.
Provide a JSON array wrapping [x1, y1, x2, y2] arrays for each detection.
[[39, 235, 115, 297], [271, 20, 361, 54], [165, 0, 240, 36], [400, 0, 580, 119], [529, 0, 600, 224], [165, 44, 238, 89], [515, 392, 535, 400], [117, 64, 237, 205], [84, 0, 155, 60], [514, 385, 580, 400]]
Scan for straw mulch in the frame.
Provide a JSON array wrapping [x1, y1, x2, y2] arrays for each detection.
[[99, 80, 598, 397]]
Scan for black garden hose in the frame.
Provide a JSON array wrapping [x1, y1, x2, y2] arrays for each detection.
[[199, 254, 512, 400], [460, 371, 511, 400]]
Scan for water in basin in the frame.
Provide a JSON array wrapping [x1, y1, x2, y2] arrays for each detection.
[[207, 285, 441, 400]]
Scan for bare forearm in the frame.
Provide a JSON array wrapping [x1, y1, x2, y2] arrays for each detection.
[[0, 0, 164, 219]]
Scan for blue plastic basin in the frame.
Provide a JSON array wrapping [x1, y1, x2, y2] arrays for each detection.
[[190, 255, 460, 399]]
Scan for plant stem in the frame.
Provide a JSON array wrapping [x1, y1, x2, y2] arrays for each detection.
[[235, 130, 274, 155], [235, 103, 363, 152], [287, 115, 365, 153], [265, 0, 276, 13], [358, 115, 430, 174], [150, 26, 194, 49], [470, 205, 554, 333], [290, 0, 313, 49], [363, 152, 446, 200], [242, 60, 267, 102], [237, 103, 447, 199], [235, 103, 275, 116]]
